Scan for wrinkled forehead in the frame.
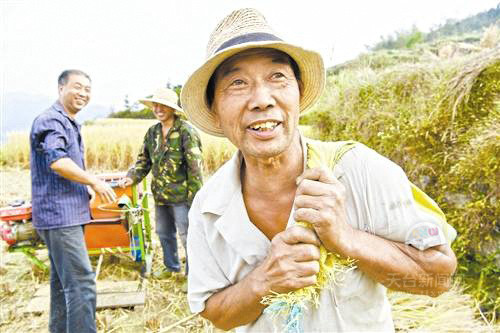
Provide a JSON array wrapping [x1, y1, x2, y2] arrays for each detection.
[[214, 48, 295, 79]]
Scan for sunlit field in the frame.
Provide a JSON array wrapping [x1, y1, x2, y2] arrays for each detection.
[[0, 118, 237, 176]]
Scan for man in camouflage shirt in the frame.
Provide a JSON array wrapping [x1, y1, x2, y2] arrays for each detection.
[[121, 87, 203, 283]]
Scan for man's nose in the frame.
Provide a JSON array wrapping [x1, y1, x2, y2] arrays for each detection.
[[248, 82, 276, 111], [77, 89, 88, 97]]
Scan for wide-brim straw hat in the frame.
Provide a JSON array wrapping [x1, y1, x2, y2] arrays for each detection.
[[181, 8, 325, 137], [139, 87, 183, 113]]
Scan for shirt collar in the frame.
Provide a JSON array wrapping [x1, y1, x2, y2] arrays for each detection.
[[52, 100, 81, 128], [200, 133, 309, 216], [200, 134, 309, 265], [200, 151, 243, 215]]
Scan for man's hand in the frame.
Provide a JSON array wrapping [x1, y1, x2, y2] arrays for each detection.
[[200, 225, 321, 331], [295, 168, 457, 297], [50, 158, 117, 204], [118, 177, 133, 188], [90, 178, 117, 204], [257, 225, 321, 294], [294, 167, 354, 256]]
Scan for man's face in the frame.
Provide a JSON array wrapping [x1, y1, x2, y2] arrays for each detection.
[[211, 49, 301, 159], [58, 74, 91, 115], [152, 103, 175, 122]]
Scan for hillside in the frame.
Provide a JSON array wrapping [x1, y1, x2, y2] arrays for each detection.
[[426, 4, 500, 42], [330, 5, 499, 74]]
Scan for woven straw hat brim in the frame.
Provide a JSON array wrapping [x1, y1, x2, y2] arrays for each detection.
[[139, 97, 184, 113], [181, 40, 325, 137]]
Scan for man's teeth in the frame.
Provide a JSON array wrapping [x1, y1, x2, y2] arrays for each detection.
[[250, 121, 278, 131]]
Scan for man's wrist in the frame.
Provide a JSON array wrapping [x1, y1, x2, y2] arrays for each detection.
[[321, 223, 358, 258], [88, 175, 101, 188], [247, 265, 271, 302]]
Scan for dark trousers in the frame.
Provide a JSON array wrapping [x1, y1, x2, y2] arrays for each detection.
[[155, 203, 189, 274], [37, 225, 96, 333]]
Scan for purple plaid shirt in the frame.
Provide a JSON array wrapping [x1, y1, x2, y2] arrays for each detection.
[[30, 101, 91, 229]]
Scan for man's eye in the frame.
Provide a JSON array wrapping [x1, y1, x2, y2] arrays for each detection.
[[271, 72, 286, 79], [230, 79, 245, 86]]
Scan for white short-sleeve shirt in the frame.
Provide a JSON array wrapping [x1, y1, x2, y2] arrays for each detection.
[[187, 137, 455, 332]]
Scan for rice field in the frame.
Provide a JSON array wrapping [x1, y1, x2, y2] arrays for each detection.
[[0, 118, 236, 176]]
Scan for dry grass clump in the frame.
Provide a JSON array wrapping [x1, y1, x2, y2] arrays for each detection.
[[480, 24, 500, 49], [389, 284, 496, 332]]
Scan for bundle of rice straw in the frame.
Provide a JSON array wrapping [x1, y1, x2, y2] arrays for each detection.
[[261, 141, 358, 333]]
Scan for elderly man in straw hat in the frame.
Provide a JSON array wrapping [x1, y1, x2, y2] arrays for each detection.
[[181, 8, 457, 332], [121, 87, 203, 286]]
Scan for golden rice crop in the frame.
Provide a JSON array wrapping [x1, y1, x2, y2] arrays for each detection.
[[0, 118, 235, 176]]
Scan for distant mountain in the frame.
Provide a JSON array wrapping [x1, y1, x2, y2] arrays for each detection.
[[368, 4, 499, 51], [426, 4, 500, 42], [1, 92, 112, 143]]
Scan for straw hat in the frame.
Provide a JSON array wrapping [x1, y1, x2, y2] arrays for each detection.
[[139, 87, 183, 113], [181, 8, 325, 137]]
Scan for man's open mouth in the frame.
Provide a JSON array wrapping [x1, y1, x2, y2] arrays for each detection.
[[248, 121, 281, 132]]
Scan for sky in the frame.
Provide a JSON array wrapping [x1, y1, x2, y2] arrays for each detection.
[[1, 0, 498, 111]]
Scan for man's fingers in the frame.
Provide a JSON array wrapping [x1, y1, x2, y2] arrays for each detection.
[[119, 178, 133, 188], [98, 192, 107, 204], [296, 167, 337, 185], [291, 243, 321, 262], [97, 184, 117, 204], [294, 208, 324, 224], [289, 274, 318, 289], [106, 187, 117, 203], [296, 178, 346, 200], [296, 260, 320, 277], [294, 194, 323, 210], [280, 225, 320, 246]]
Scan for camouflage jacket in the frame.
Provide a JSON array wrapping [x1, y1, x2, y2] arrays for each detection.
[[126, 116, 203, 205]]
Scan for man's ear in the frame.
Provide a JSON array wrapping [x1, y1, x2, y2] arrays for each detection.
[[58, 84, 63, 96]]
